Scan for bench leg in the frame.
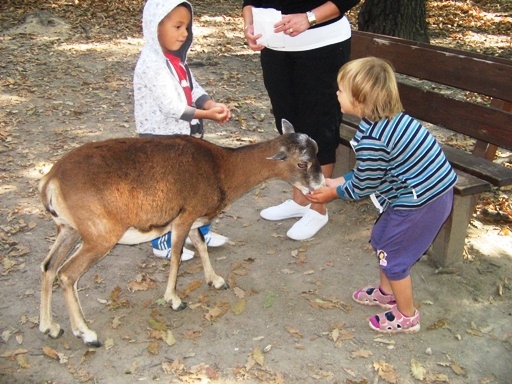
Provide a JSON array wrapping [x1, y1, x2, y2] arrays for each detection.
[[430, 193, 478, 268]]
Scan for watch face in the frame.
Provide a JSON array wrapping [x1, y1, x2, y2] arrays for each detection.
[[307, 11, 316, 26]]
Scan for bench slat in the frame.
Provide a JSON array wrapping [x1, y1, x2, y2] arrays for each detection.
[[441, 144, 512, 187], [351, 31, 512, 102], [398, 84, 512, 152], [453, 170, 491, 197]]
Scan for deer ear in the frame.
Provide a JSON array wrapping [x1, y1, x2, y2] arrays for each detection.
[[281, 119, 295, 134], [267, 151, 287, 161]]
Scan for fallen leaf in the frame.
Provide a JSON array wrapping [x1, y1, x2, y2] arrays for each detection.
[[148, 318, 166, 331], [231, 299, 246, 315], [264, 292, 275, 308], [163, 330, 176, 347], [411, 358, 426, 380], [308, 297, 338, 309], [450, 360, 467, 376], [233, 286, 245, 298], [373, 337, 395, 345], [104, 338, 114, 350], [331, 328, 339, 342], [43, 346, 59, 360], [284, 325, 303, 339], [126, 360, 139, 374], [162, 359, 184, 375], [182, 279, 203, 296], [127, 273, 156, 292], [252, 347, 264, 366], [351, 349, 373, 358], [16, 354, 29, 368], [2, 330, 11, 342], [466, 328, 483, 337], [112, 316, 122, 329], [1, 348, 28, 358], [374, 360, 397, 383], [427, 318, 449, 330], [148, 341, 159, 355], [205, 301, 230, 321], [183, 329, 202, 341], [342, 367, 357, 377]]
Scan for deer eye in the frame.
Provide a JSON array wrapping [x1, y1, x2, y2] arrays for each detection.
[[297, 162, 307, 169]]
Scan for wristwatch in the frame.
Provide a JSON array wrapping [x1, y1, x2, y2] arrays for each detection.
[[306, 11, 317, 27]]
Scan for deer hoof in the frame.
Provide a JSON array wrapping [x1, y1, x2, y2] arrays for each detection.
[[46, 328, 64, 339], [41, 324, 64, 339], [85, 340, 102, 348], [174, 301, 187, 311]]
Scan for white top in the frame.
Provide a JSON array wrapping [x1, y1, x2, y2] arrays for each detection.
[[253, 7, 352, 52]]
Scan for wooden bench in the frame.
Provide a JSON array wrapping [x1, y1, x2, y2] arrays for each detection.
[[334, 30, 512, 267]]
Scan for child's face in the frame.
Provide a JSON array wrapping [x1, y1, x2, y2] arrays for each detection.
[[337, 86, 360, 118], [158, 5, 191, 53]]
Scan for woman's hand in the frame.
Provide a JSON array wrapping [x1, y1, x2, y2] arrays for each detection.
[[273, 13, 310, 37], [244, 24, 265, 51]]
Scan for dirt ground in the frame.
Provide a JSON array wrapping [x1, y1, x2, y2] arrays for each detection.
[[1, 1, 511, 383]]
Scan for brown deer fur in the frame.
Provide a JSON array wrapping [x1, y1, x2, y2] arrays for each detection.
[[38, 120, 325, 346]]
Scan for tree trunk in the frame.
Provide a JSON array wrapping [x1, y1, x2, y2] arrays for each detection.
[[357, 0, 429, 43]]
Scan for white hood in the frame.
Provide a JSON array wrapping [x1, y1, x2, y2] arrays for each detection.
[[142, 0, 193, 62]]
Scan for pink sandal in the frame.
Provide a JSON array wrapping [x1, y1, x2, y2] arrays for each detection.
[[369, 306, 421, 334], [353, 286, 396, 309]]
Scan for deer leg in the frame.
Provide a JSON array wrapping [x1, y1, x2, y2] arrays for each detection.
[[163, 230, 188, 310], [189, 228, 228, 290], [58, 241, 114, 347], [40, 225, 80, 339]]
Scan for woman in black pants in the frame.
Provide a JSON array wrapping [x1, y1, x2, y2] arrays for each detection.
[[242, 0, 360, 240]]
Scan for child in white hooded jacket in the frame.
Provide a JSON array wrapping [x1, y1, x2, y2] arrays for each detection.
[[134, 0, 231, 260]]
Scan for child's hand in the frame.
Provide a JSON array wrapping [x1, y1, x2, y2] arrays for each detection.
[[306, 177, 345, 204], [212, 103, 231, 124], [306, 187, 338, 204], [202, 102, 231, 124]]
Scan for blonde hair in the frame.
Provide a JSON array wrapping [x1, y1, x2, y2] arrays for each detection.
[[337, 56, 403, 121]]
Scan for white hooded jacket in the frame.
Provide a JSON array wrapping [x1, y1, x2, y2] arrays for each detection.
[[134, 0, 210, 135]]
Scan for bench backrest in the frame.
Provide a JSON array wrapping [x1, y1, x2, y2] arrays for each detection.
[[349, 31, 512, 156]]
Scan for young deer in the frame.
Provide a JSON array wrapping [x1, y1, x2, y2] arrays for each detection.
[[39, 120, 325, 347]]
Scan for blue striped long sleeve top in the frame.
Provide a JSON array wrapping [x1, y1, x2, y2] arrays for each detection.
[[336, 113, 457, 211]]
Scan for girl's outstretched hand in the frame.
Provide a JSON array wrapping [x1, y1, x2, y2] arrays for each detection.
[[306, 177, 346, 204], [306, 187, 338, 204]]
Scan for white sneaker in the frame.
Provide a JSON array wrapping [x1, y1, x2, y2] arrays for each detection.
[[153, 247, 195, 261], [260, 199, 311, 221], [286, 209, 329, 240], [185, 231, 228, 247]]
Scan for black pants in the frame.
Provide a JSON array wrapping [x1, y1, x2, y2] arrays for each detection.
[[260, 39, 351, 165]]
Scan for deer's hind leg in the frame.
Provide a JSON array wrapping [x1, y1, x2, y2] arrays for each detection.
[[40, 224, 80, 339], [58, 238, 115, 347]]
